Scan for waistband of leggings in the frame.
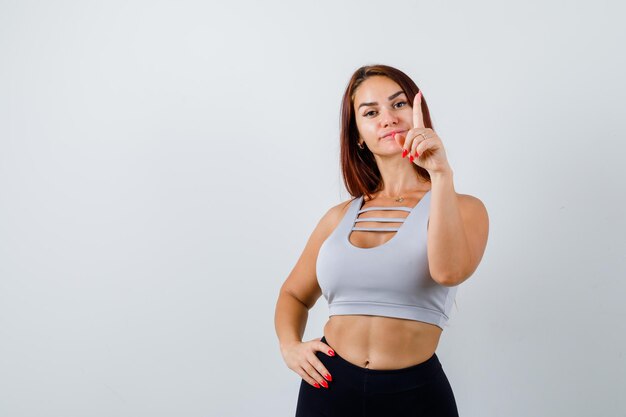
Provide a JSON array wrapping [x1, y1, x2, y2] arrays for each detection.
[[320, 335, 442, 377]]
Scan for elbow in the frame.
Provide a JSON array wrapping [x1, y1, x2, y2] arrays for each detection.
[[434, 276, 462, 287], [433, 276, 458, 287], [431, 268, 468, 287], [429, 251, 475, 287], [280, 288, 315, 310]]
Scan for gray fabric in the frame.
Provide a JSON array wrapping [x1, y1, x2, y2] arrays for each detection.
[[316, 190, 457, 330]]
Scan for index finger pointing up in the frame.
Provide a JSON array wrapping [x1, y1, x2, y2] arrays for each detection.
[[413, 90, 425, 129]]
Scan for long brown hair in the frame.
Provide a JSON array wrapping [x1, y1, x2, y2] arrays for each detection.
[[340, 64, 435, 201]]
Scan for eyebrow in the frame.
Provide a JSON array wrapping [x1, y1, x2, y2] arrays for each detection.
[[357, 90, 406, 109]]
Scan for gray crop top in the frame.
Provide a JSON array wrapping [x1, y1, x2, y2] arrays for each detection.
[[316, 190, 457, 330]]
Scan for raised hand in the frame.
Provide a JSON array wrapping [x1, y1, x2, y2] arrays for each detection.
[[393, 91, 452, 175]]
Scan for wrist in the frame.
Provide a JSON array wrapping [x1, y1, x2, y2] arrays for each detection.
[[430, 168, 453, 181], [280, 339, 301, 352]]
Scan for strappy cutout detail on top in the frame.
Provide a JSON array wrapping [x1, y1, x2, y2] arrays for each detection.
[[347, 190, 431, 250]]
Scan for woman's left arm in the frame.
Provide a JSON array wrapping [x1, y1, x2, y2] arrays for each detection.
[[397, 91, 490, 286], [427, 170, 489, 286]]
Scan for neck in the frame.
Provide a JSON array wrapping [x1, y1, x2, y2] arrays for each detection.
[[373, 159, 430, 197]]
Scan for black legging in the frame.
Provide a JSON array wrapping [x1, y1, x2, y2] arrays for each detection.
[[295, 336, 459, 417]]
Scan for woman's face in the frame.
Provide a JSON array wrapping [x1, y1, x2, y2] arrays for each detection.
[[353, 76, 413, 155]]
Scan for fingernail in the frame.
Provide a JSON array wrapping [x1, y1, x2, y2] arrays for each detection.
[[402, 149, 408, 158], [415, 151, 419, 158], [409, 155, 414, 162], [325, 373, 332, 381], [328, 349, 335, 356], [313, 382, 320, 389], [320, 380, 328, 388]]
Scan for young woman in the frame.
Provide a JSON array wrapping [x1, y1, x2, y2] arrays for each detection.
[[274, 64, 489, 416]]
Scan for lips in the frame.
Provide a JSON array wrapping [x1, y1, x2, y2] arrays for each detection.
[[381, 130, 406, 140]]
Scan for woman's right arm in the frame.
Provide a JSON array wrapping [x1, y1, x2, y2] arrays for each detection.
[[274, 202, 346, 388]]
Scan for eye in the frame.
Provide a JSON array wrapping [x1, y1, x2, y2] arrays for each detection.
[[394, 101, 407, 108], [364, 110, 376, 117]]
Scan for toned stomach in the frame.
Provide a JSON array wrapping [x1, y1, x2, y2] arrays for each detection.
[[323, 315, 442, 370]]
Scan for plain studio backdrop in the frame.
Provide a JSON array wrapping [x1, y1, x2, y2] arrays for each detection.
[[1, 0, 625, 416]]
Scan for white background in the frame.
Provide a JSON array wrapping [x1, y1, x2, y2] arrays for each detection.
[[1, 1, 625, 416]]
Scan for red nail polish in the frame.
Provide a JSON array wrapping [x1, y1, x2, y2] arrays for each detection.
[[401, 149, 408, 158], [314, 382, 320, 388], [415, 151, 420, 158], [320, 380, 328, 388], [325, 374, 332, 381], [328, 349, 335, 356], [409, 155, 414, 162]]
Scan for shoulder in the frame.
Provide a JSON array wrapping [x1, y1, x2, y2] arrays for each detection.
[[456, 193, 488, 214], [456, 193, 489, 232], [317, 197, 358, 235]]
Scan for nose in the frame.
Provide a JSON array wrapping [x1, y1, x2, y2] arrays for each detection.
[[379, 107, 399, 127]]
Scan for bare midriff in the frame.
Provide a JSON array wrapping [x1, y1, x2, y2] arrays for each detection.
[[323, 315, 442, 370]]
